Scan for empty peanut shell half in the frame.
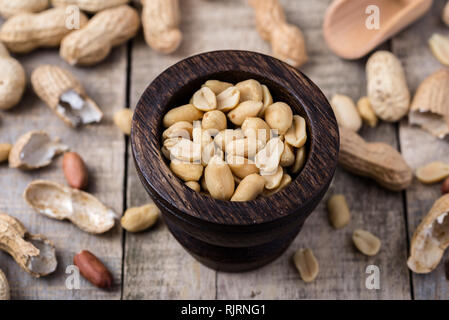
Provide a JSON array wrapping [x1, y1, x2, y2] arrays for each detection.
[[408, 194, 449, 273], [409, 69, 449, 139], [9, 131, 68, 170], [0, 213, 57, 277], [24, 180, 116, 234], [31, 65, 103, 127]]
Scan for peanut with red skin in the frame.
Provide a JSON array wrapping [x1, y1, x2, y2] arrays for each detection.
[[63, 152, 88, 190], [74, 250, 113, 289]]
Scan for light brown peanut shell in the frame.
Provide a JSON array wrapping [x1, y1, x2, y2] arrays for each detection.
[[366, 50, 410, 122], [0, 213, 57, 277], [0, 43, 26, 110], [141, 0, 182, 54], [0, 0, 48, 18], [293, 248, 319, 283], [24, 180, 116, 234], [52, 0, 130, 13], [60, 5, 140, 66], [0, 269, 9, 300], [0, 7, 88, 54], [32, 65, 103, 127], [339, 128, 412, 191], [408, 194, 449, 273], [408, 69, 449, 139]]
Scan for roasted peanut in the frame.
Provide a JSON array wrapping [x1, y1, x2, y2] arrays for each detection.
[[121, 203, 160, 232], [203, 80, 233, 95], [264, 102, 293, 134], [285, 115, 307, 148], [114, 109, 133, 135], [293, 248, 319, 283], [185, 181, 201, 192], [162, 121, 193, 140], [204, 156, 235, 200], [242, 117, 272, 145], [264, 173, 291, 196], [255, 137, 284, 175], [339, 128, 412, 191], [60, 5, 140, 66], [214, 129, 244, 151], [416, 161, 449, 184], [327, 195, 350, 229], [259, 84, 273, 117], [163, 104, 204, 127], [291, 147, 306, 174], [192, 87, 217, 112], [63, 152, 88, 190], [52, 0, 130, 13], [357, 96, 378, 128], [330, 94, 362, 132], [74, 250, 113, 289], [352, 229, 381, 256], [227, 101, 263, 126], [226, 138, 264, 158], [141, 0, 182, 54], [248, 0, 307, 67], [0, 7, 88, 54], [170, 161, 203, 181], [235, 79, 263, 102], [0, 43, 26, 110], [280, 142, 295, 167], [0, 143, 12, 163], [217, 86, 240, 112], [202, 110, 227, 131], [231, 173, 265, 201], [0, 0, 48, 18], [366, 50, 410, 122], [262, 166, 283, 189], [164, 138, 200, 162], [227, 155, 259, 179]]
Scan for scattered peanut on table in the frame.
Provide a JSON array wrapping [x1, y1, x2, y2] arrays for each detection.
[[114, 109, 134, 135], [74, 250, 113, 289], [352, 229, 381, 256], [121, 203, 160, 233], [327, 195, 351, 229], [63, 152, 89, 190], [293, 248, 319, 283]]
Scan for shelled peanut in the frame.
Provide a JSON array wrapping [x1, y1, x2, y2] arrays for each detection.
[[162, 79, 308, 201]]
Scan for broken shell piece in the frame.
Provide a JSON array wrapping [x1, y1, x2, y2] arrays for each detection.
[[0, 269, 9, 300], [24, 180, 116, 234], [409, 69, 449, 139], [0, 213, 57, 277], [31, 65, 103, 127], [9, 131, 68, 170], [408, 194, 449, 273]]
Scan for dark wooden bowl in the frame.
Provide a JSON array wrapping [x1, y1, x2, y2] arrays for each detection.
[[131, 50, 339, 272]]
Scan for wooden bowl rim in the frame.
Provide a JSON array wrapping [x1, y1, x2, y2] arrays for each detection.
[[131, 50, 339, 226]]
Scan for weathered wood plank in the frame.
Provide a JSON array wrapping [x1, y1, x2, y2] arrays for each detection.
[[393, 0, 449, 300], [216, 0, 411, 299], [0, 38, 127, 297], [123, 0, 411, 299]]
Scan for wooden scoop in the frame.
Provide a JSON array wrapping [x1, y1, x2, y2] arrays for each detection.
[[323, 0, 433, 59]]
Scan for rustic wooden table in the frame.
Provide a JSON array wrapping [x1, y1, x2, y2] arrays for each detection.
[[0, 0, 447, 300]]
